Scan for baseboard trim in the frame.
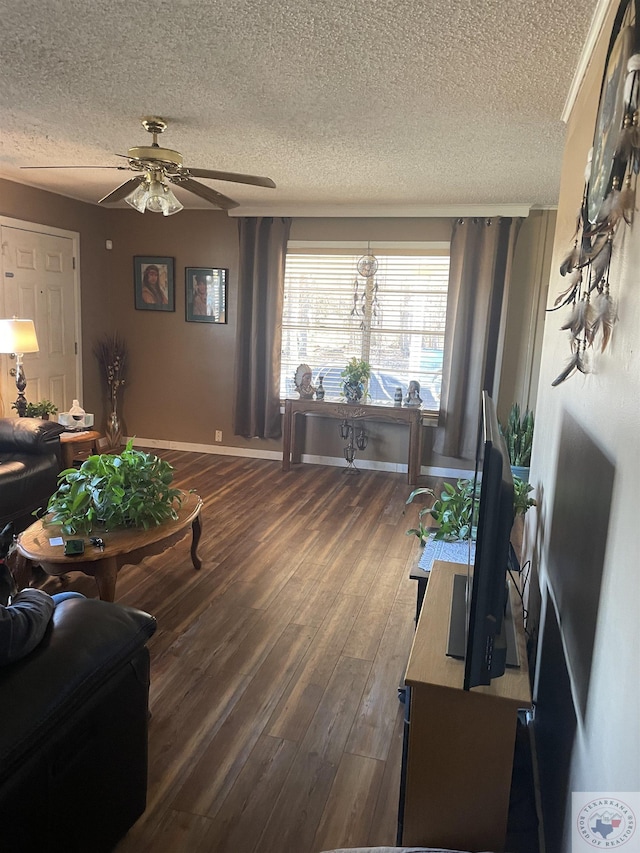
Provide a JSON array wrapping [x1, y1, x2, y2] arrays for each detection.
[[127, 436, 473, 479]]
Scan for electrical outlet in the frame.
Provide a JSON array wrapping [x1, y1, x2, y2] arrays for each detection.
[[215, 430, 222, 442]]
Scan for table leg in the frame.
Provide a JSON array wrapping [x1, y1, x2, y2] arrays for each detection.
[[93, 556, 118, 602], [191, 514, 202, 570], [408, 413, 421, 485], [282, 400, 292, 472], [291, 412, 305, 464]]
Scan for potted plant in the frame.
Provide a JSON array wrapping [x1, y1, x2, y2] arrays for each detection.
[[406, 475, 536, 545], [341, 357, 371, 403], [513, 475, 537, 516], [14, 399, 58, 419], [500, 403, 534, 481], [43, 439, 182, 535], [405, 479, 477, 545]]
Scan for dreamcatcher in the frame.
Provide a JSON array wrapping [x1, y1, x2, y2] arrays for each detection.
[[351, 245, 380, 329], [549, 0, 640, 385]]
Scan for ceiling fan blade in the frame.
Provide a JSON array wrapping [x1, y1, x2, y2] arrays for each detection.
[[21, 165, 128, 170], [174, 178, 240, 210], [187, 168, 276, 189], [98, 178, 143, 204]]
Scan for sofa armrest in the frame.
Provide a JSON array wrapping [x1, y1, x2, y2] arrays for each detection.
[[0, 597, 156, 783], [0, 417, 65, 455]]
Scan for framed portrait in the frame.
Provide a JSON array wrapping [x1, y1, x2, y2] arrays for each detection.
[[185, 267, 228, 324], [134, 256, 175, 311]]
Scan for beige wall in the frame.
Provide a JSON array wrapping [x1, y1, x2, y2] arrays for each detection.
[[101, 208, 250, 449], [528, 2, 640, 848], [0, 178, 112, 415], [0, 179, 548, 473]]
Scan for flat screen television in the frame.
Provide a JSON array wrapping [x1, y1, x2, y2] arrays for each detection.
[[446, 390, 519, 689]]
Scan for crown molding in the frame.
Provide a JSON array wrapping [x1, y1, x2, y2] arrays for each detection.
[[227, 203, 532, 218], [561, 0, 614, 123]]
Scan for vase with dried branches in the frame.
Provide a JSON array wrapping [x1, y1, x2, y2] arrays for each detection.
[[94, 333, 127, 450]]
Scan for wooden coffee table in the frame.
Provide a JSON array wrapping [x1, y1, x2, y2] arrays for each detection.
[[17, 491, 203, 602]]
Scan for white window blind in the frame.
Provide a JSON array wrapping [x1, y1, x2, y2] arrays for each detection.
[[280, 252, 450, 411]]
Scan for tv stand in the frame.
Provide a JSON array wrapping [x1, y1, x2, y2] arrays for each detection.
[[398, 560, 531, 852]]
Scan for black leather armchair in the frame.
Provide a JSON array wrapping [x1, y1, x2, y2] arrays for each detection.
[[0, 417, 65, 529], [0, 596, 157, 852]]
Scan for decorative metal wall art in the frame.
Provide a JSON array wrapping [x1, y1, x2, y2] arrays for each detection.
[[549, 0, 639, 386], [351, 244, 380, 330]]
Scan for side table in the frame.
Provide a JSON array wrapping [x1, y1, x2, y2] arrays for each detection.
[[59, 429, 102, 468]]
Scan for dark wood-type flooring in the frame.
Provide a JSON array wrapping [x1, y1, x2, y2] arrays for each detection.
[[38, 451, 537, 853]]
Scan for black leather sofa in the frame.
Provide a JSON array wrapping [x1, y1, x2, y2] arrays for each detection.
[[0, 417, 65, 529], [0, 596, 157, 852]]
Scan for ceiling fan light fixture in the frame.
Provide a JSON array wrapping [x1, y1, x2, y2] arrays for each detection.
[[160, 186, 184, 216], [124, 179, 150, 213], [145, 177, 170, 213], [123, 174, 184, 216]]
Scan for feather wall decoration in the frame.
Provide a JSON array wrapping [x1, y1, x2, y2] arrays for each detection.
[[551, 347, 590, 387], [560, 298, 594, 342], [548, 4, 639, 386], [553, 269, 582, 309], [560, 243, 581, 276], [590, 291, 618, 351], [587, 237, 613, 292]]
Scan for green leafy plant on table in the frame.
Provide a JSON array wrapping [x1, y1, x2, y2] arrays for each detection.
[[406, 475, 536, 545], [12, 399, 58, 419], [500, 403, 534, 467], [405, 478, 477, 544], [43, 439, 182, 535], [341, 357, 371, 385], [341, 357, 371, 402]]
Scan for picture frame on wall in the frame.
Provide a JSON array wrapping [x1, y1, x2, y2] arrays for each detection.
[[134, 256, 175, 311], [185, 267, 228, 324]]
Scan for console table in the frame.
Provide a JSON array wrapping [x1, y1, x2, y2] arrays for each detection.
[[399, 560, 531, 852], [282, 398, 436, 485]]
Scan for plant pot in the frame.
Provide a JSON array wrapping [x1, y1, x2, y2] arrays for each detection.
[[511, 465, 530, 483], [343, 380, 364, 403]]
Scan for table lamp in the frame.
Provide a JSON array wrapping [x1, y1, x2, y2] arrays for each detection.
[[0, 317, 40, 417]]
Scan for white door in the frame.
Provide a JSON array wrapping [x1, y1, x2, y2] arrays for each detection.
[[0, 220, 80, 417]]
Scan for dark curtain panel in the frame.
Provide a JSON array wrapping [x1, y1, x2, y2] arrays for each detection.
[[233, 217, 292, 439], [434, 216, 522, 459]]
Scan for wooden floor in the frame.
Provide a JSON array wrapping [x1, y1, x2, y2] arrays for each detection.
[[46, 451, 432, 853]]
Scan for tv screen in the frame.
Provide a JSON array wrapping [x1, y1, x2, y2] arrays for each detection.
[[446, 391, 519, 689]]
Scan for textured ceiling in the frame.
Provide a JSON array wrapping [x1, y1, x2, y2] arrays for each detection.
[[0, 0, 599, 216]]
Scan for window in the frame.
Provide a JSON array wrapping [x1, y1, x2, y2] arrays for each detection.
[[280, 249, 450, 411]]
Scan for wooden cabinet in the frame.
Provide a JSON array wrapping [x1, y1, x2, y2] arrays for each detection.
[[400, 560, 531, 852]]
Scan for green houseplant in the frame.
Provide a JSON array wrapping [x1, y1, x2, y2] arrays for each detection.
[[406, 475, 535, 545], [341, 357, 371, 402], [43, 439, 182, 535], [13, 399, 58, 419], [405, 479, 477, 544], [500, 403, 534, 477], [513, 475, 537, 516]]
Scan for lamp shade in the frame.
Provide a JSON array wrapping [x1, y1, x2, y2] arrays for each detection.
[[124, 175, 184, 216], [0, 318, 39, 354]]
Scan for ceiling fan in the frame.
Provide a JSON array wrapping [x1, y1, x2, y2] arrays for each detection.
[[21, 116, 276, 214]]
